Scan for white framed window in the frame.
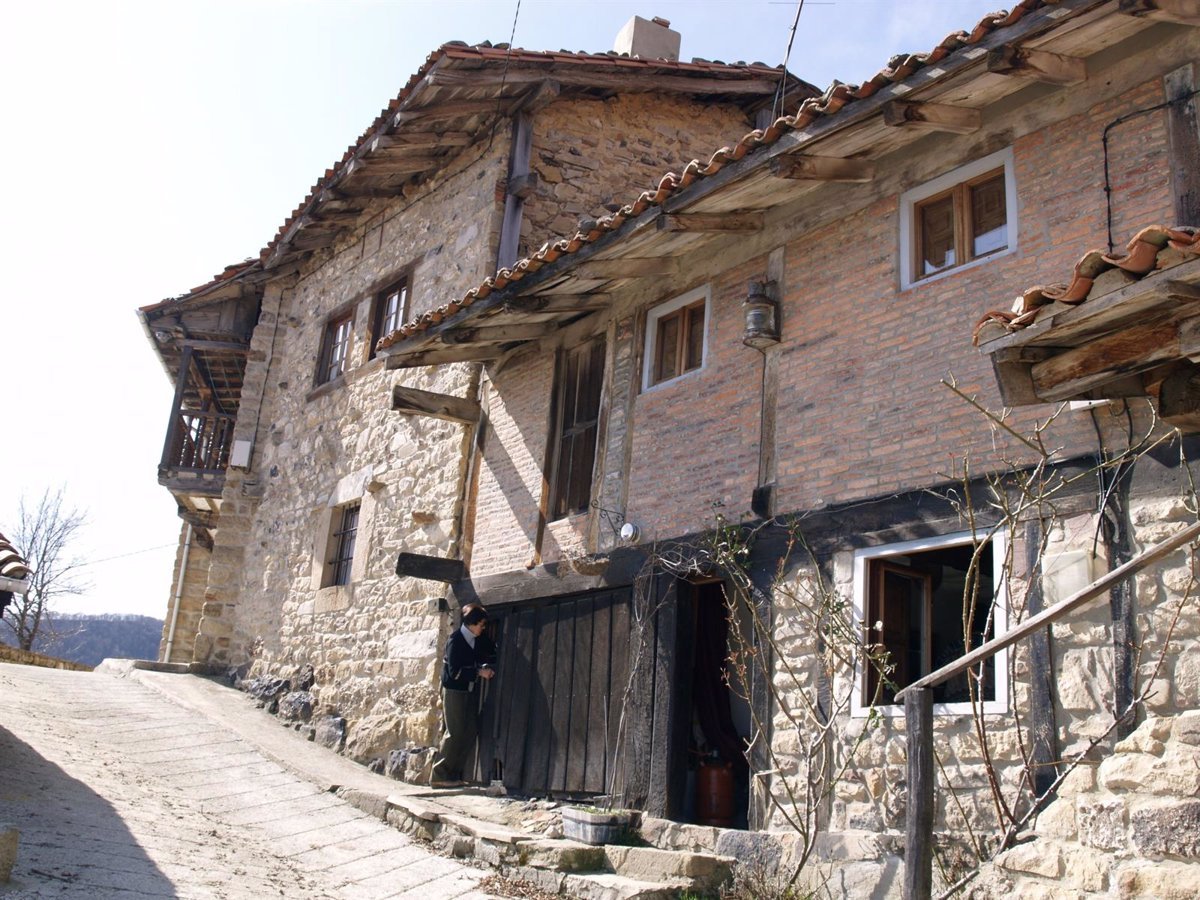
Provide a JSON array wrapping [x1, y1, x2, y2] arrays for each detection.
[[642, 285, 710, 391], [850, 529, 1009, 718], [899, 147, 1017, 290]]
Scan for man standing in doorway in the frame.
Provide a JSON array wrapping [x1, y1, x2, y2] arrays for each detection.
[[431, 605, 496, 787]]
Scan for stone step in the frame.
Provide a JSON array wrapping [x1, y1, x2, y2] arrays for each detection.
[[605, 845, 733, 891], [508, 866, 691, 900]]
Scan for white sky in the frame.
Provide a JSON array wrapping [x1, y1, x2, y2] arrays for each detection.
[[1, 0, 1006, 619]]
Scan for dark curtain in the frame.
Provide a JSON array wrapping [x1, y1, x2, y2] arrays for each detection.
[[691, 591, 748, 771]]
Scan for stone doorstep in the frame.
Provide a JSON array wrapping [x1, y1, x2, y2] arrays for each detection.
[[387, 792, 459, 823], [562, 871, 694, 900], [605, 845, 734, 887]]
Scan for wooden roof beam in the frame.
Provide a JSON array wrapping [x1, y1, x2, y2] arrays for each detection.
[[882, 100, 981, 135], [369, 132, 472, 150], [426, 66, 781, 96], [391, 385, 480, 424], [1120, 0, 1200, 25], [658, 212, 765, 233], [504, 293, 611, 313], [393, 99, 511, 125], [987, 45, 1087, 85], [384, 344, 503, 369], [573, 257, 679, 278], [441, 322, 560, 345], [769, 155, 875, 182]]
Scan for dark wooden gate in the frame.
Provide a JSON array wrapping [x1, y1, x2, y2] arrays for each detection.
[[477, 587, 631, 796]]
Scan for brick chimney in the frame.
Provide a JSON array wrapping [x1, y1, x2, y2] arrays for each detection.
[[613, 15, 680, 61]]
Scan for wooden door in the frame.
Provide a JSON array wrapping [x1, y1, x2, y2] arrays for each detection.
[[477, 588, 631, 796], [867, 561, 931, 705]]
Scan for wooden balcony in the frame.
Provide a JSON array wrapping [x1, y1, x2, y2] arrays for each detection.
[[158, 409, 236, 496]]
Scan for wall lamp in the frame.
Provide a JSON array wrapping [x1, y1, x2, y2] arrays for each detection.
[[742, 280, 780, 350]]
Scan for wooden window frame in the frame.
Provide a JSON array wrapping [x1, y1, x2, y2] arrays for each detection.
[[899, 147, 1016, 290], [368, 276, 409, 360], [642, 285, 710, 391], [546, 337, 606, 521], [316, 311, 353, 386], [851, 530, 1009, 718]]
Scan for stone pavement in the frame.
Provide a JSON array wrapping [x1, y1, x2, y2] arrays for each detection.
[[0, 661, 498, 899]]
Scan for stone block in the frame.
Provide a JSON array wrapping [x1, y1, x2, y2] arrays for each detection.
[[1116, 862, 1200, 899], [1173, 711, 1200, 747], [1100, 745, 1200, 797], [1034, 797, 1077, 840], [1130, 801, 1200, 858], [1078, 798, 1126, 851], [995, 841, 1063, 878], [1063, 845, 1110, 892], [277, 690, 314, 721], [0, 826, 17, 883], [314, 715, 346, 751]]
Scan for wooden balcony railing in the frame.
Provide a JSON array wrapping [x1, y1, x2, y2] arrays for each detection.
[[160, 409, 236, 474], [895, 518, 1200, 900]]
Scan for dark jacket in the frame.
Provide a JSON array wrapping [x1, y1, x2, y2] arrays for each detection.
[[441, 627, 497, 691]]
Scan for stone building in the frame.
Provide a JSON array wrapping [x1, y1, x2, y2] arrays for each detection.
[[139, 20, 812, 766], [377, 0, 1200, 894]]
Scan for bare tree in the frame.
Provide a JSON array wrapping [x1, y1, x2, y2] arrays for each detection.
[[3, 488, 88, 650]]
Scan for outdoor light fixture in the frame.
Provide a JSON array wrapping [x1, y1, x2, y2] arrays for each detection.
[[742, 280, 780, 349]]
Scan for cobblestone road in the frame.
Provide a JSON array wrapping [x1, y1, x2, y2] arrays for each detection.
[[0, 663, 494, 899]]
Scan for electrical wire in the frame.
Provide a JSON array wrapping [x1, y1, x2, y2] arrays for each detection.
[[488, 0, 523, 150], [773, 0, 806, 121]]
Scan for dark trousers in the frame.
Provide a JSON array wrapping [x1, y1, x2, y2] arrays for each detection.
[[431, 687, 477, 781]]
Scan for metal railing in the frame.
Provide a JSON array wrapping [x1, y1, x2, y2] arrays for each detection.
[[895, 518, 1200, 900]]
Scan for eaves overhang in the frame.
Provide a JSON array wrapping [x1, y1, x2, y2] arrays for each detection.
[[378, 0, 1143, 369]]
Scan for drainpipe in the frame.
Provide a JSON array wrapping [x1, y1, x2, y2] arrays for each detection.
[[162, 524, 193, 663]]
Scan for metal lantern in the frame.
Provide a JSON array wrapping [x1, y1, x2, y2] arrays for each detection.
[[742, 280, 780, 349]]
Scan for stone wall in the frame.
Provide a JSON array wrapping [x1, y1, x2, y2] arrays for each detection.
[[973, 712, 1200, 899], [521, 94, 754, 260], [191, 88, 761, 767], [158, 521, 211, 665], [759, 484, 1200, 897]]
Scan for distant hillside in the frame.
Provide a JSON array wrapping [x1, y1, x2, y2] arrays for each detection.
[[1, 614, 163, 667]]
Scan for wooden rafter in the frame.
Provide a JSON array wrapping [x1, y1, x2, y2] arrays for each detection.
[[1119, 0, 1200, 24], [882, 100, 981, 134], [986, 45, 1087, 85], [768, 155, 875, 182], [657, 212, 765, 233], [391, 385, 480, 424]]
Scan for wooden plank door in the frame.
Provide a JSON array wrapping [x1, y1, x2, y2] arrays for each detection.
[[479, 588, 632, 796]]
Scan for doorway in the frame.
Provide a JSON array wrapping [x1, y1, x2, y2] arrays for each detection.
[[676, 580, 751, 829]]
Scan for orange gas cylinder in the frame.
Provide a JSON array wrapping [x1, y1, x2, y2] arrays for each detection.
[[695, 758, 735, 827]]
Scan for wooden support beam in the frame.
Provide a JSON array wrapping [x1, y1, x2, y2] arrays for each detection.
[[391, 385, 481, 423], [425, 66, 781, 96], [393, 99, 508, 124], [986, 45, 1087, 85], [178, 506, 219, 529], [504, 294, 611, 314], [1166, 64, 1200, 224], [1159, 361, 1200, 430], [368, 132, 472, 150], [507, 172, 539, 200], [395, 552, 466, 583], [441, 322, 559, 345], [1031, 316, 1200, 401], [657, 212, 765, 233], [384, 344, 502, 369], [573, 257, 679, 279], [353, 155, 443, 175], [882, 100, 981, 134], [177, 339, 249, 354], [768, 155, 875, 182], [1120, 0, 1200, 24]]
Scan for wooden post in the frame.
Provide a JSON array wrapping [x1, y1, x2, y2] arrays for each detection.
[[904, 687, 934, 900], [159, 345, 194, 470], [1165, 64, 1200, 225], [1025, 519, 1061, 798]]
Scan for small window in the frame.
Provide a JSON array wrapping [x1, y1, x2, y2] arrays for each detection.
[[317, 313, 353, 385], [370, 278, 408, 359], [549, 337, 605, 520], [900, 148, 1016, 289], [643, 286, 709, 390], [852, 531, 1008, 716], [326, 503, 360, 587]]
